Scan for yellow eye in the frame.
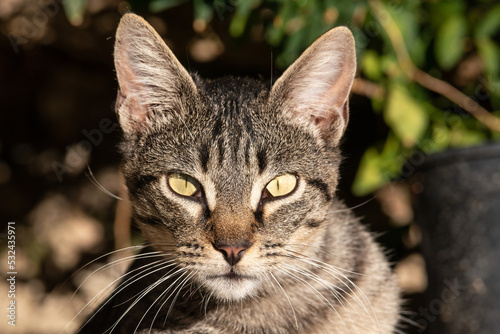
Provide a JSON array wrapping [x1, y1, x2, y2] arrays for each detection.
[[265, 174, 297, 198], [168, 173, 201, 197]]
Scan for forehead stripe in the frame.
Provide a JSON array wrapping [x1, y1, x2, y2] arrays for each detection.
[[217, 137, 225, 165], [199, 143, 210, 173], [257, 148, 267, 174]]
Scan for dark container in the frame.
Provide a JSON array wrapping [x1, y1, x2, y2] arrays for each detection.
[[411, 143, 500, 333]]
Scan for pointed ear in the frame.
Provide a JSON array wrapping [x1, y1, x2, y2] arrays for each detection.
[[270, 27, 356, 146], [114, 13, 197, 137]]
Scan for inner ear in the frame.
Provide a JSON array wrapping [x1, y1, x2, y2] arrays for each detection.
[[114, 13, 197, 137], [270, 26, 356, 146]]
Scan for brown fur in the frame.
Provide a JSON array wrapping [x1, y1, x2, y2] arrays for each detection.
[[78, 13, 400, 334]]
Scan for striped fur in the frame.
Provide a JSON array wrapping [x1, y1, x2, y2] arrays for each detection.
[[78, 13, 400, 334]]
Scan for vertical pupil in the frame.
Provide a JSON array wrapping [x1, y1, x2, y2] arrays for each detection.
[[184, 176, 188, 188], [277, 179, 280, 191]]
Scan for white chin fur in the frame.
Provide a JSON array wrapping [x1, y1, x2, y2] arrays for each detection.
[[203, 277, 260, 301]]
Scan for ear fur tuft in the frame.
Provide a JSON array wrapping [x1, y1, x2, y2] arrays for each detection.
[[270, 26, 357, 146]]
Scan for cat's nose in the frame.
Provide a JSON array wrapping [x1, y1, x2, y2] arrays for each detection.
[[213, 243, 251, 266]]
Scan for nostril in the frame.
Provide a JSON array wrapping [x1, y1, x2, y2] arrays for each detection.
[[218, 248, 228, 258], [213, 243, 252, 266]]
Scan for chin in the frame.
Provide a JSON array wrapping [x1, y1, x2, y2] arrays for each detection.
[[202, 274, 260, 302]]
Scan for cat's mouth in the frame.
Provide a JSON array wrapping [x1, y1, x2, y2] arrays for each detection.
[[208, 272, 254, 281], [224, 272, 246, 280]]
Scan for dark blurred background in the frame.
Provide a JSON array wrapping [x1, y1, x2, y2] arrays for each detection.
[[1, 0, 499, 333]]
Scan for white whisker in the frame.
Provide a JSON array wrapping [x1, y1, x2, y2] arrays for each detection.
[[76, 258, 177, 332], [110, 259, 179, 307], [269, 272, 298, 330], [279, 263, 356, 321], [65, 253, 170, 333], [85, 164, 123, 200], [276, 266, 351, 334], [73, 251, 163, 298], [133, 271, 192, 333], [285, 251, 382, 333], [108, 266, 188, 333], [325, 197, 376, 215]]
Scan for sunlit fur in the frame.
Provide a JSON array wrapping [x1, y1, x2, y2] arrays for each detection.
[[76, 13, 401, 334]]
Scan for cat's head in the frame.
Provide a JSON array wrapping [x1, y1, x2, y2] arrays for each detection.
[[114, 14, 356, 301]]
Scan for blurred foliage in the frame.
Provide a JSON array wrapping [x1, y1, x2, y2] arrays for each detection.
[[65, 0, 500, 196], [63, 0, 87, 26]]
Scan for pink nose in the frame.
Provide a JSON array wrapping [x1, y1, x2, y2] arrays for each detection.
[[213, 244, 250, 266]]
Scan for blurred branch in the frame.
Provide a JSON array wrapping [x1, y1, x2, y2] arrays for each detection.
[[352, 78, 385, 99], [368, 0, 500, 132], [114, 168, 132, 253]]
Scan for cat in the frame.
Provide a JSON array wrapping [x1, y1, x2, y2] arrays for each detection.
[[77, 13, 400, 334]]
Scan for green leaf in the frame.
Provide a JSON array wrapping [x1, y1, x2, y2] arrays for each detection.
[[428, 0, 464, 27], [429, 123, 450, 153], [229, 0, 262, 37], [63, 0, 86, 26], [352, 135, 402, 196], [229, 12, 250, 37], [391, 6, 418, 54], [449, 127, 487, 147], [477, 38, 500, 78], [193, 0, 213, 22], [384, 85, 429, 148], [351, 147, 386, 196], [276, 27, 306, 68], [149, 0, 188, 12], [435, 15, 467, 70], [409, 35, 427, 67], [475, 5, 500, 39], [361, 50, 382, 81], [266, 0, 294, 46], [380, 54, 400, 77]]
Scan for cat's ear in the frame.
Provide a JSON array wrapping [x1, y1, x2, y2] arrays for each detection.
[[270, 27, 356, 146], [114, 13, 197, 137]]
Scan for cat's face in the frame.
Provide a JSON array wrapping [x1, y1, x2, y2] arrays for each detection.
[[114, 14, 356, 301]]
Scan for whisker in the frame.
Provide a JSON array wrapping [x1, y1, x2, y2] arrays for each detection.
[[108, 266, 188, 333], [325, 197, 376, 215], [269, 272, 298, 330], [275, 266, 351, 334], [75, 258, 177, 332], [164, 272, 195, 324], [133, 271, 192, 333], [291, 262, 356, 306], [64, 245, 148, 291], [280, 263, 348, 307], [183, 270, 203, 301], [73, 251, 163, 298], [286, 251, 382, 333], [85, 164, 123, 200], [64, 252, 168, 333], [203, 290, 214, 317], [279, 262, 364, 330], [284, 247, 386, 279], [262, 272, 281, 297], [110, 259, 179, 307]]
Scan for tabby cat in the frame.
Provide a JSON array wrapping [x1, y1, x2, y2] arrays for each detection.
[[77, 13, 400, 334]]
